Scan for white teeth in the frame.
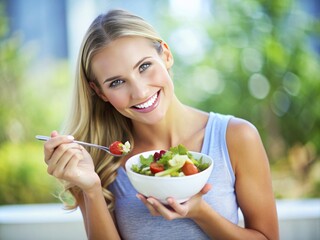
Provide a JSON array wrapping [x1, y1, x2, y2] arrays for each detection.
[[135, 93, 158, 109]]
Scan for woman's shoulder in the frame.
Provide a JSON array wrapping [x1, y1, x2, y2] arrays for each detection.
[[226, 117, 261, 152], [226, 117, 266, 171], [227, 117, 259, 137]]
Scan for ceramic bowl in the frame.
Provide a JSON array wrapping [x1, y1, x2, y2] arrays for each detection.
[[125, 150, 214, 204]]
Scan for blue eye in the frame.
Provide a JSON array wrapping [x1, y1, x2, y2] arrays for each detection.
[[139, 62, 151, 72], [109, 79, 124, 88]]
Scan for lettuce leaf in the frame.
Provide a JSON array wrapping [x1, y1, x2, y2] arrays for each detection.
[[139, 154, 154, 167]]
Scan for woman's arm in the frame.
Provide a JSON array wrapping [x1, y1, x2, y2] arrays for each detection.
[[77, 185, 120, 240], [192, 117, 279, 239], [230, 118, 279, 239], [43, 131, 120, 240]]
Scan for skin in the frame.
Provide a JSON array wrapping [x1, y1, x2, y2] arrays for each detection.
[[43, 36, 279, 240]]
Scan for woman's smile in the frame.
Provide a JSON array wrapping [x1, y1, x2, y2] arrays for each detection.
[[132, 90, 160, 113]]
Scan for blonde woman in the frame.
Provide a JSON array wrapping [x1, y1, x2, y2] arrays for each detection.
[[43, 9, 279, 240]]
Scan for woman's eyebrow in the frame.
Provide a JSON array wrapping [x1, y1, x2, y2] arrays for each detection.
[[133, 56, 151, 70], [103, 75, 121, 84]]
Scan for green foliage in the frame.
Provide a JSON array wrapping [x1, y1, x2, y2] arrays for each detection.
[[0, 3, 71, 144], [0, 3, 71, 204], [167, 0, 320, 159], [0, 142, 60, 204]]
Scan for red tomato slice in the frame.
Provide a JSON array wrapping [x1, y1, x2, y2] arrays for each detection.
[[150, 162, 165, 174], [109, 141, 123, 155], [182, 162, 199, 176]]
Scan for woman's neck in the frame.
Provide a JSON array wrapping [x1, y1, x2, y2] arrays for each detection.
[[131, 97, 209, 152]]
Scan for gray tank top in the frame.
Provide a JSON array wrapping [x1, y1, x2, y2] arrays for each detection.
[[109, 112, 238, 239]]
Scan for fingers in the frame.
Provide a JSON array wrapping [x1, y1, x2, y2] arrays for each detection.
[[136, 184, 213, 220], [136, 194, 183, 220], [64, 146, 85, 173], [46, 143, 83, 178], [166, 198, 188, 217], [136, 194, 161, 217], [149, 198, 183, 220], [200, 183, 212, 194], [47, 142, 81, 166], [50, 130, 59, 138], [43, 133, 75, 163], [43, 131, 85, 180], [166, 184, 212, 217]]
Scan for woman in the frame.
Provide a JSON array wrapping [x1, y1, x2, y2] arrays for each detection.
[[43, 9, 279, 239]]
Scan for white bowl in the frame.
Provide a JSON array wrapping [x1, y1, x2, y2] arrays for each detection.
[[125, 150, 214, 204]]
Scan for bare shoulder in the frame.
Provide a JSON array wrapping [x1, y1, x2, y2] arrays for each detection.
[[226, 117, 260, 144], [226, 117, 267, 172]]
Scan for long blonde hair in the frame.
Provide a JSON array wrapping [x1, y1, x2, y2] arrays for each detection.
[[62, 9, 163, 211]]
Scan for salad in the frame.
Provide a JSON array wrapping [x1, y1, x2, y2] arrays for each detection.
[[131, 144, 210, 177]]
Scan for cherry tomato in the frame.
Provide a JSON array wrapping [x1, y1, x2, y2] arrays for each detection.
[[150, 162, 165, 174], [109, 141, 123, 155], [182, 162, 199, 176]]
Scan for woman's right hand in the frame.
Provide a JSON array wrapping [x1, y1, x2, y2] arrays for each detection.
[[43, 131, 101, 193]]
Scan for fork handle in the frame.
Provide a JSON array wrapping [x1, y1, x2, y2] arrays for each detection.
[[35, 135, 108, 150], [35, 135, 51, 141]]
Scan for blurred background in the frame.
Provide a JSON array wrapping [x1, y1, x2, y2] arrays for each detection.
[[0, 0, 319, 238]]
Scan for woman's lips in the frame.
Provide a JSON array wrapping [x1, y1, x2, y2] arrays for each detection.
[[132, 91, 160, 113]]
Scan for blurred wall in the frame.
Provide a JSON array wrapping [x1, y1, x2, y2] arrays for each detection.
[[3, 0, 164, 69], [5, 0, 68, 61]]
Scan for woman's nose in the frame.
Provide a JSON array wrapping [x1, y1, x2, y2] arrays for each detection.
[[130, 78, 149, 99]]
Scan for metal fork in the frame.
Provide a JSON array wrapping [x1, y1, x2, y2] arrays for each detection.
[[35, 135, 126, 157]]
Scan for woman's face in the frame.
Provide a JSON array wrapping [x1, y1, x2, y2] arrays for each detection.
[[91, 36, 174, 125]]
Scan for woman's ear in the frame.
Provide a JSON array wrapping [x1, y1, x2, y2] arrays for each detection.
[[89, 81, 108, 102], [160, 41, 174, 69]]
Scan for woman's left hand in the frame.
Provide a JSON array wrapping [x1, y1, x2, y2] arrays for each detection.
[[136, 183, 212, 220]]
